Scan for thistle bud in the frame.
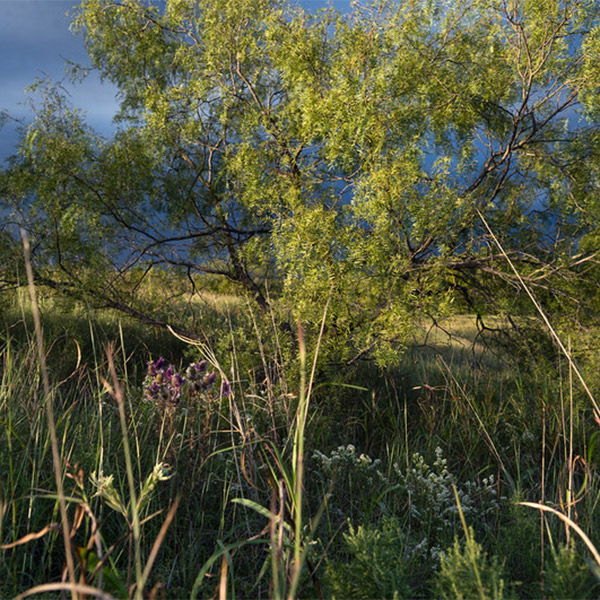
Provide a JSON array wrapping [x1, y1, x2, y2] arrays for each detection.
[[221, 380, 231, 396]]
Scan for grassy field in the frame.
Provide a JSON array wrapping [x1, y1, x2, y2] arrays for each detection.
[[1, 285, 600, 599]]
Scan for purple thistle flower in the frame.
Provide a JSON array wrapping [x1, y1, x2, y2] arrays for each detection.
[[164, 365, 174, 379], [203, 372, 216, 387], [195, 360, 207, 373], [153, 357, 165, 371], [144, 381, 160, 400], [168, 388, 181, 403], [220, 380, 231, 396], [171, 373, 184, 388]]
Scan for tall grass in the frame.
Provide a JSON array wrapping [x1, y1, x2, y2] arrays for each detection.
[[2, 264, 600, 597], [22, 231, 76, 598]]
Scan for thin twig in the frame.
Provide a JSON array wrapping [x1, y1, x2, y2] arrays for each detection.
[[102, 347, 143, 599], [139, 495, 181, 593]]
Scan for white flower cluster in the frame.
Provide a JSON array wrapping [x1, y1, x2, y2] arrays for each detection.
[[395, 447, 501, 563], [312, 444, 387, 488], [310, 444, 504, 567], [311, 445, 389, 521]]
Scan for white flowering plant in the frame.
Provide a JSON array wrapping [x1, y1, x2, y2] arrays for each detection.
[[397, 447, 502, 564], [311, 444, 392, 524]]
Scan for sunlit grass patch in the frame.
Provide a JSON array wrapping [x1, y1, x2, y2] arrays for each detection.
[[407, 314, 515, 371]]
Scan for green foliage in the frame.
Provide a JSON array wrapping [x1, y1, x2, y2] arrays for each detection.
[[3, 289, 600, 597], [494, 498, 543, 598], [399, 447, 501, 561], [325, 517, 412, 599], [434, 526, 514, 600], [2, 0, 600, 364], [309, 441, 504, 595], [544, 541, 600, 600], [311, 444, 390, 526], [77, 547, 129, 600]]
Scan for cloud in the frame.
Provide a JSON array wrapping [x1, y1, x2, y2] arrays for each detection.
[[0, 0, 119, 146], [0, 1, 77, 45]]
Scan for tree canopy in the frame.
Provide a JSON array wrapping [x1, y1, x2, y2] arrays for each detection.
[[2, 0, 600, 363]]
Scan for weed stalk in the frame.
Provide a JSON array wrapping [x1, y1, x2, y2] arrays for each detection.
[[21, 229, 78, 599]]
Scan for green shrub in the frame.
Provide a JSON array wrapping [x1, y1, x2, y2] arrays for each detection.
[[544, 541, 599, 600], [311, 444, 390, 526], [495, 498, 543, 598], [434, 526, 515, 600], [325, 517, 412, 599]]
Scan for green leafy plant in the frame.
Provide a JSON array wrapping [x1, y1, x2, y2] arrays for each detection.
[[311, 444, 390, 525], [544, 541, 599, 600], [434, 526, 514, 600], [325, 517, 412, 599], [398, 447, 501, 564]]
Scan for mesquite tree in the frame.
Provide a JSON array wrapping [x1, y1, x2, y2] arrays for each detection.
[[2, 0, 600, 363]]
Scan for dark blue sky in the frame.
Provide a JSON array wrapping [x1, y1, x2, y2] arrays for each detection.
[[1, 0, 119, 158], [0, 0, 352, 162]]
